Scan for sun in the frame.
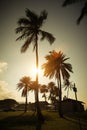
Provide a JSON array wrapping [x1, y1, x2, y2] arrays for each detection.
[[30, 65, 42, 80], [32, 67, 41, 75]]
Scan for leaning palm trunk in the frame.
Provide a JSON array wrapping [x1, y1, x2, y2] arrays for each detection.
[[35, 34, 44, 121]]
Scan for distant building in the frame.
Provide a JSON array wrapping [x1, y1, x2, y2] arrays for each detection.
[[61, 98, 85, 114]]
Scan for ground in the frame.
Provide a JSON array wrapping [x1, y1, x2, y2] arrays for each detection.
[[0, 111, 87, 130]]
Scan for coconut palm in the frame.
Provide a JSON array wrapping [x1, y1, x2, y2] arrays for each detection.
[[62, 0, 87, 24], [73, 83, 77, 100], [17, 76, 32, 112], [15, 9, 55, 120], [42, 50, 73, 117], [64, 79, 73, 98], [40, 84, 48, 102], [48, 82, 59, 108]]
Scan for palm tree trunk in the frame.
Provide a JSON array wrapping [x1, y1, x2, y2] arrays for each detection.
[[58, 73, 63, 117], [67, 87, 69, 98], [75, 92, 77, 101], [35, 34, 44, 122], [25, 87, 27, 112]]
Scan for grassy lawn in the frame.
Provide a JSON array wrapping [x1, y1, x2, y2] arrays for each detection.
[[0, 111, 87, 130]]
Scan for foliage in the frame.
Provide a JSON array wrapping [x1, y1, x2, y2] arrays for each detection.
[[62, 0, 87, 24]]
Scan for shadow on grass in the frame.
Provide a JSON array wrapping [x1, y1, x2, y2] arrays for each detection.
[[0, 112, 44, 130], [63, 114, 87, 130]]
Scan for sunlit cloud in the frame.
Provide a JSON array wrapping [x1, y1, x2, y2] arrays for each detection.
[[0, 80, 15, 100], [0, 62, 8, 73]]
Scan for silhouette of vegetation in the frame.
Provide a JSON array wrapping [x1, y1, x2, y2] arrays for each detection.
[[0, 99, 18, 111], [40, 84, 48, 102], [42, 50, 73, 117], [17, 76, 33, 112], [48, 82, 59, 106], [62, 0, 87, 24], [64, 79, 73, 98], [15, 9, 55, 121], [73, 83, 78, 101]]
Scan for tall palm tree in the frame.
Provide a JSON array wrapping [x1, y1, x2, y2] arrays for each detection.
[[64, 79, 73, 98], [73, 83, 77, 100], [17, 76, 32, 112], [15, 9, 55, 120], [42, 50, 73, 117], [62, 0, 87, 24]]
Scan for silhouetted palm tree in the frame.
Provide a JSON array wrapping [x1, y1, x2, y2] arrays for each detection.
[[62, 0, 87, 24], [64, 79, 73, 98], [42, 50, 73, 117], [48, 82, 59, 107], [15, 9, 55, 120], [17, 76, 32, 112], [40, 84, 48, 102], [73, 83, 77, 100]]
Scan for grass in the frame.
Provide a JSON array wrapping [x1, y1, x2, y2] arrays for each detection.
[[0, 111, 87, 130]]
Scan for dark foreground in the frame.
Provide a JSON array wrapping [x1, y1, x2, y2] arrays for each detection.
[[0, 111, 87, 130]]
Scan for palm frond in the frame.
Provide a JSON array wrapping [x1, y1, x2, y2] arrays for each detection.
[[16, 33, 27, 41], [15, 26, 28, 34], [63, 63, 73, 73], [21, 88, 27, 97], [17, 17, 30, 26], [38, 10, 48, 27], [25, 8, 38, 23], [21, 33, 34, 53], [39, 30, 55, 44], [62, 0, 83, 7], [77, 1, 87, 24], [17, 83, 24, 91]]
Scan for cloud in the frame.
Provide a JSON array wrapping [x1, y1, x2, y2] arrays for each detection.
[[0, 62, 8, 73], [0, 80, 15, 100]]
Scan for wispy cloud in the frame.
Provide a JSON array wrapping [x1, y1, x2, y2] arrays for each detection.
[[0, 62, 8, 73]]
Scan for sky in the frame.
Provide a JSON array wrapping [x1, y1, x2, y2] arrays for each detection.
[[0, 0, 87, 108]]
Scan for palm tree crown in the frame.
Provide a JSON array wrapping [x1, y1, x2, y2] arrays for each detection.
[[15, 8, 55, 52], [17, 76, 32, 112], [42, 50, 73, 80], [17, 76, 32, 96]]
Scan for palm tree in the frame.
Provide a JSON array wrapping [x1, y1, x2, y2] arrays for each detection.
[[48, 82, 55, 104], [17, 76, 32, 112], [62, 0, 87, 24], [42, 50, 73, 117], [64, 79, 73, 98], [40, 84, 48, 102], [15, 9, 55, 120], [73, 83, 77, 100], [48, 82, 59, 109]]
